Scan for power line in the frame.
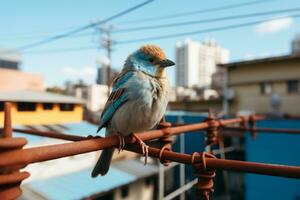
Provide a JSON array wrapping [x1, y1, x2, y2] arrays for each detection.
[[23, 46, 98, 54], [6, 7, 299, 42], [118, 0, 275, 24], [0, 0, 271, 39], [114, 7, 300, 33], [0, 25, 78, 37], [15, 0, 155, 51], [1, 31, 95, 41], [21, 14, 300, 55], [116, 14, 300, 45]]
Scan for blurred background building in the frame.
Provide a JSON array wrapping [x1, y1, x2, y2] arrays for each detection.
[[221, 36, 300, 117], [96, 66, 119, 85], [175, 39, 229, 89], [291, 34, 300, 55], [174, 39, 229, 103], [0, 48, 21, 70], [0, 49, 44, 92]]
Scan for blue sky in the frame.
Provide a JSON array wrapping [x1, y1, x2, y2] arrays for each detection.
[[1, 0, 300, 86]]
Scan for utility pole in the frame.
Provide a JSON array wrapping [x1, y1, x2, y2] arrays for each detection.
[[96, 23, 114, 97]]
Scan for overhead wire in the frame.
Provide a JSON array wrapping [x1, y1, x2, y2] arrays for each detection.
[[14, 0, 155, 51], [116, 14, 300, 45], [0, 0, 274, 40], [118, 0, 276, 24], [4, 7, 300, 41], [21, 13, 300, 55], [23, 46, 99, 54], [113, 7, 300, 33]]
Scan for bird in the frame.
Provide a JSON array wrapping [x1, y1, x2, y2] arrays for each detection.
[[91, 44, 175, 177]]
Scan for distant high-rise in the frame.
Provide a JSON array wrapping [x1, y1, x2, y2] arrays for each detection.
[[292, 34, 300, 55], [96, 66, 119, 85], [0, 48, 21, 70], [96, 66, 108, 85], [175, 39, 229, 88]]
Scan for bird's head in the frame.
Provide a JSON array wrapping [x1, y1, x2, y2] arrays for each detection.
[[125, 44, 175, 78]]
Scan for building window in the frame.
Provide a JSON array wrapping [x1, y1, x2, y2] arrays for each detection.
[[0, 102, 3, 111], [59, 104, 74, 111], [17, 102, 36, 111], [121, 186, 129, 198], [287, 80, 298, 93], [43, 103, 53, 110], [260, 82, 272, 95]]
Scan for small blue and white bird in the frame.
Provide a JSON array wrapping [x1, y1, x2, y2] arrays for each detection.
[[91, 45, 175, 177]]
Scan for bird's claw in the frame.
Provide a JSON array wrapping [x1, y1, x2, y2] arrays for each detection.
[[87, 135, 101, 139], [132, 134, 149, 165], [117, 134, 125, 153]]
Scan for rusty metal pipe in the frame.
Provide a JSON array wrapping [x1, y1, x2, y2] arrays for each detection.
[[3, 115, 265, 143], [3, 102, 12, 138], [125, 146, 300, 179], [223, 126, 300, 134], [0, 136, 299, 179], [12, 128, 86, 141]]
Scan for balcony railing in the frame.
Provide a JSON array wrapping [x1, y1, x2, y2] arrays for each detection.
[[1, 102, 300, 200]]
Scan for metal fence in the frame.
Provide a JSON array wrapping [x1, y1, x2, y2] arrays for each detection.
[[1, 102, 300, 200]]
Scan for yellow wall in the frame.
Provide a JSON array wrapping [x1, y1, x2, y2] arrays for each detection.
[[228, 58, 300, 116], [0, 102, 83, 126]]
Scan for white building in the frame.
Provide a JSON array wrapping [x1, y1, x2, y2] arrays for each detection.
[[86, 84, 108, 112], [175, 39, 229, 88]]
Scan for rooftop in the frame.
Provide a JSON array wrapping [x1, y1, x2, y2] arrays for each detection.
[[25, 159, 158, 200], [219, 54, 300, 68], [0, 90, 84, 104], [12, 121, 105, 143], [0, 48, 21, 62]]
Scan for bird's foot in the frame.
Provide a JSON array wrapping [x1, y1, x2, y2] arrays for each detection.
[[116, 133, 125, 153], [132, 134, 149, 165], [87, 135, 101, 139]]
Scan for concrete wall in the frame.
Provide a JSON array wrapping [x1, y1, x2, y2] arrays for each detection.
[[231, 82, 300, 115], [228, 58, 300, 86], [0, 68, 44, 92], [168, 100, 222, 113], [227, 57, 300, 116], [0, 102, 83, 125]]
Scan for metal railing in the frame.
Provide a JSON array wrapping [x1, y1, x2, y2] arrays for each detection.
[[1, 102, 300, 200]]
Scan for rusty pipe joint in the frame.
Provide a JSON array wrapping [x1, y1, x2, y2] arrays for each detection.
[[157, 118, 173, 166], [0, 102, 30, 200], [249, 115, 257, 139], [205, 112, 219, 147], [191, 152, 216, 200]]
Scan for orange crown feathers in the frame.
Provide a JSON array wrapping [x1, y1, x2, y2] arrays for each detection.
[[139, 44, 166, 61]]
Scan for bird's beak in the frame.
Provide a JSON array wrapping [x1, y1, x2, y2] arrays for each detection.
[[159, 59, 175, 68]]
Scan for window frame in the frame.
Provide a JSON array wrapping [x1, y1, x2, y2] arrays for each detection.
[[43, 103, 54, 110], [17, 102, 36, 112], [59, 103, 74, 111], [287, 80, 299, 94], [260, 82, 272, 95]]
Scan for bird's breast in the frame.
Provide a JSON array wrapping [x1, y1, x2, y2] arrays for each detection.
[[110, 76, 169, 135]]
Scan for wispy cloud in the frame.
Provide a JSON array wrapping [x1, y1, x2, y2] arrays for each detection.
[[255, 17, 293, 35], [61, 66, 97, 77]]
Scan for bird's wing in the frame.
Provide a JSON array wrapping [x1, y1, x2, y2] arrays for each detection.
[[97, 71, 135, 132]]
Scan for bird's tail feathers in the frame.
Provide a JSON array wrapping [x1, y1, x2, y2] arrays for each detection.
[[91, 148, 114, 177]]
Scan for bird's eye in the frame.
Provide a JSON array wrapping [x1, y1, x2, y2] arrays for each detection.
[[149, 58, 154, 63]]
